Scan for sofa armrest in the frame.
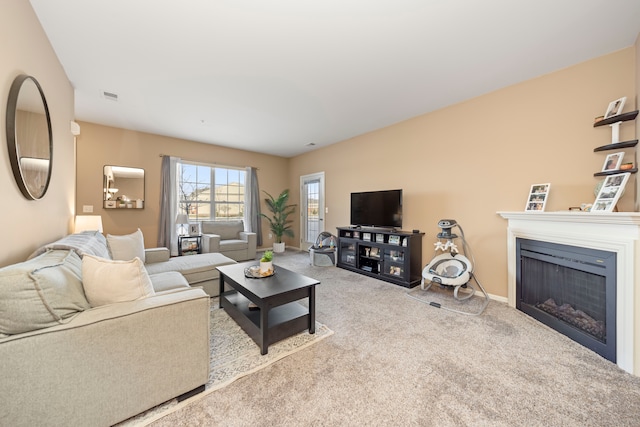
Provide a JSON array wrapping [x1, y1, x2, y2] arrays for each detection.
[[240, 232, 257, 259], [202, 234, 221, 253], [239, 231, 256, 241], [57, 288, 209, 329], [145, 247, 170, 263]]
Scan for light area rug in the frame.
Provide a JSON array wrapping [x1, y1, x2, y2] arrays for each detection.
[[118, 302, 333, 426]]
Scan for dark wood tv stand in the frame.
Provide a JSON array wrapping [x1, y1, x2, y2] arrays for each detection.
[[336, 227, 424, 288]]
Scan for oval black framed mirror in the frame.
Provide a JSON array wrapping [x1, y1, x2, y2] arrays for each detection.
[[6, 74, 53, 200]]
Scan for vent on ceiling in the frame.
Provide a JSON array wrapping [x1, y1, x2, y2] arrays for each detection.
[[102, 91, 118, 101]]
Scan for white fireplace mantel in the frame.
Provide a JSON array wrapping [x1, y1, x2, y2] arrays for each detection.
[[498, 211, 640, 375]]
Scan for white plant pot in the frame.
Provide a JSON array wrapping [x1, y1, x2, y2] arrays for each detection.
[[273, 242, 285, 253], [259, 261, 273, 275]]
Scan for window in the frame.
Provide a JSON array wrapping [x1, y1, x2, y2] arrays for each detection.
[[178, 162, 246, 221]]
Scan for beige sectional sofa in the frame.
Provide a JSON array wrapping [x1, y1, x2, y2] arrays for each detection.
[[201, 220, 257, 261], [0, 231, 236, 426]]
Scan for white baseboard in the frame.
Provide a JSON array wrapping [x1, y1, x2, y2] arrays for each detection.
[[487, 293, 508, 303]]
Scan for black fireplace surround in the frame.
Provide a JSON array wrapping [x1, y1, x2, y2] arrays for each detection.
[[516, 238, 616, 362]]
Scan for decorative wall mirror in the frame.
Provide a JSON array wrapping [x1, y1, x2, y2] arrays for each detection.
[[5, 74, 53, 200], [103, 165, 145, 209]]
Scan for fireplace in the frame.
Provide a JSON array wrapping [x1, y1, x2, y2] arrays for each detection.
[[499, 211, 640, 375], [516, 238, 616, 362]]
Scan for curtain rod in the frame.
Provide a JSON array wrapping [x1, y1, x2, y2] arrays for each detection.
[[158, 154, 257, 170]]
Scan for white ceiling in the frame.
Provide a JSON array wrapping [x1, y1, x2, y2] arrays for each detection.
[[29, 0, 640, 157]]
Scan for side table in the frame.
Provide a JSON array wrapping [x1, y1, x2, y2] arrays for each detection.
[[178, 235, 202, 256]]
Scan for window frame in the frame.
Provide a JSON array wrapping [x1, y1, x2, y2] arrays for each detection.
[[177, 161, 246, 222]]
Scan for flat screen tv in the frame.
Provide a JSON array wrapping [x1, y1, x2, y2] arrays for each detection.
[[350, 189, 403, 229]]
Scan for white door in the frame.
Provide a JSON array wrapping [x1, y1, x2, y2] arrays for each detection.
[[300, 172, 325, 249]]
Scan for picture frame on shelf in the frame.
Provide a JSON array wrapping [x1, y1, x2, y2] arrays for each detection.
[[369, 247, 380, 258], [389, 266, 402, 276], [362, 232, 371, 241], [388, 235, 401, 245], [602, 152, 624, 172], [525, 183, 550, 212], [181, 237, 198, 252], [592, 172, 630, 212], [188, 222, 201, 236], [604, 96, 626, 119]]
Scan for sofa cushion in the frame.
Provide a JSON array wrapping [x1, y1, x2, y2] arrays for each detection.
[[28, 230, 111, 260], [149, 271, 190, 293], [145, 252, 236, 285], [220, 239, 249, 251], [107, 228, 146, 263], [82, 255, 155, 306], [0, 250, 91, 335], [201, 220, 244, 240]]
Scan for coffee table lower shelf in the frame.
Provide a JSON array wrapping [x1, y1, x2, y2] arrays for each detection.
[[221, 291, 311, 354]]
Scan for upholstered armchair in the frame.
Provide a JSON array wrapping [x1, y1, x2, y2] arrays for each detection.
[[200, 220, 257, 261]]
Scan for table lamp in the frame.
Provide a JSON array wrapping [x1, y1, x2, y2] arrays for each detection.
[[176, 213, 189, 236]]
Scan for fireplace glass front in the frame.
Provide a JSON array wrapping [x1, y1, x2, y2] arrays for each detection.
[[516, 238, 616, 362]]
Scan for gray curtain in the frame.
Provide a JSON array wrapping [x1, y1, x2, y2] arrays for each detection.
[[245, 166, 263, 247], [157, 156, 180, 255], [157, 156, 171, 248]]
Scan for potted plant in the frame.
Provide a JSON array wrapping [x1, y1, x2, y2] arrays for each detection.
[[260, 250, 273, 275], [260, 189, 296, 253]]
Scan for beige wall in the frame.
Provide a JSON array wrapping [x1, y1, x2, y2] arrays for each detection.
[[75, 121, 289, 248], [289, 47, 637, 298], [0, 0, 75, 266]]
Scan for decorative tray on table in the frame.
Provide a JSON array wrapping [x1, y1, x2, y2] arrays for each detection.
[[244, 265, 275, 278]]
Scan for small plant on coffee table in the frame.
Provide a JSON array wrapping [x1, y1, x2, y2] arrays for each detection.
[[259, 249, 274, 276], [261, 250, 273, 263]]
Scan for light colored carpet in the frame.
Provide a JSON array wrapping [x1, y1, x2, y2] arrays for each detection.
[[146, 249, 640, 426], [119, 299, 333, 426], [406, 279, 490, 316]]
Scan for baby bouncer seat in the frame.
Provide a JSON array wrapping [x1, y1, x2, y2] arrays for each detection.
[[309, 231, 337, 266], [422, 252, 473, 298], [410, 219, 489, 315]]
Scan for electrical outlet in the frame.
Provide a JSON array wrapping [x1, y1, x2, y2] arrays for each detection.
[[268, 233, 273, 239], [82, 205, 93, 213]]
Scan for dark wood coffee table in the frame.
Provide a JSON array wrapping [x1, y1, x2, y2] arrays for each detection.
[[217, 261, 320, 355]]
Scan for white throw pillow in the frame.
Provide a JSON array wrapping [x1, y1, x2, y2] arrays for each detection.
[[107, 228, 145, 263], [82, 255, 155, 306]]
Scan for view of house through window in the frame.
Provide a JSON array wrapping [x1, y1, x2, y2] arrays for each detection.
[[178, 162, 246, 221]]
